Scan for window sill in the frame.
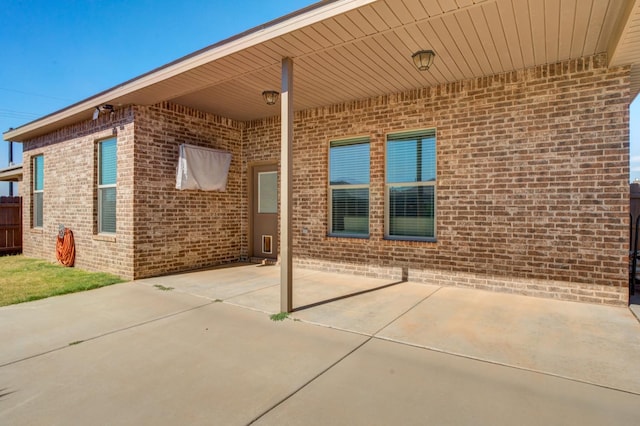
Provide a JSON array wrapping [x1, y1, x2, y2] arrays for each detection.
[[384, 236, 436, 243], [327, 233, 370, 240], [30, 227, 43, 233], [93, 234, 116, 243], [382, 238, 438, 247]]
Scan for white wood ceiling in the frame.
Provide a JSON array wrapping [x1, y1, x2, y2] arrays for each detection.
[[133, 0, 640, 118], [6, 0, 639, 141]]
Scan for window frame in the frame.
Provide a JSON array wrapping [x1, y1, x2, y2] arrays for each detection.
[[328, 136, 371, 238], [97, 138, 117, 235], [32, 155, 44, 229], [384, 129, 437, 242], [258, 171, 278, 214]]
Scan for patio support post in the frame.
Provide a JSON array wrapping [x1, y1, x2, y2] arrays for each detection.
[[280, 57, 294, 313]]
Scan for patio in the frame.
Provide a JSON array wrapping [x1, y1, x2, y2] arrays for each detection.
[[2, 264, 639, 424], [136, 263, 640, 395]]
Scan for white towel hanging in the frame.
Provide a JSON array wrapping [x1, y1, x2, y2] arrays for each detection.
[[176, 144, 232, 191]]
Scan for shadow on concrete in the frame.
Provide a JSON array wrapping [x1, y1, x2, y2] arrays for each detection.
[[0, 388, 16, 400], [292, 280, 406, 312]]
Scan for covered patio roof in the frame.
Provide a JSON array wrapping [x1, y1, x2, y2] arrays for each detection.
[[4, 0, 640, 142]]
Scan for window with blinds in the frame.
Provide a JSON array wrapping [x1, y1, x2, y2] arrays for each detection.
[[33, 155, 44, 228], [329, 137, 370, 237], [98, 138, 117, 234], [385, 129, 436, 241]]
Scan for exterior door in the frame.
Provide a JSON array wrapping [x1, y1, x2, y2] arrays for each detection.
[[252, 164, 278, 259]]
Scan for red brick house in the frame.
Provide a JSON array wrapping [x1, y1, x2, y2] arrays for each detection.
[[4, 0, 639, 308]]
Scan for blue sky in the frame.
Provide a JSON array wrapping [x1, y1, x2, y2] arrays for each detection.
[[0, 0, 638, 195], [0, 0, 316, 195]]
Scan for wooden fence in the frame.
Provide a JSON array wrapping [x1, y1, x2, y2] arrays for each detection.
[[0, 196, 22, 254]]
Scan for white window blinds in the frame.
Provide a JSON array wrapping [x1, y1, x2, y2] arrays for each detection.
[[386, 129, 436, 240], [329, 137, 370, 237], [98, 138, 117, 234], [33, 155, 44, 228]]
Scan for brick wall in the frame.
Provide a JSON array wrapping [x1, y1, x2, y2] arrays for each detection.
[[244, 54, 630, 305], [19, 54, 630, 305], [21, 108, 136, 278], [21, 103, 244, 280], [131, 103, 243, 278]]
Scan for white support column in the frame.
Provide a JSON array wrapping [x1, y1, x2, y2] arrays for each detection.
[[280, 57, 294, 313]]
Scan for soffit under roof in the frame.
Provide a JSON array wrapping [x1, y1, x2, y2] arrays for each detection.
[[5, 0, 639, 142], [609, 0, 640, 98]]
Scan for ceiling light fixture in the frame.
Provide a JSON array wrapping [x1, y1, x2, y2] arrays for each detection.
[[412, 50, 436, 71], [262, 90, 279, 105]]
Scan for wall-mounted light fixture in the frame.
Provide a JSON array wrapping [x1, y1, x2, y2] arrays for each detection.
[[262, 90, 280, 105], [93, 104, 115, 120], [412, 50, 436, 71]]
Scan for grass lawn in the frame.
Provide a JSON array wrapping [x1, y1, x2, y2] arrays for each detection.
[[0, 255, 125, 307]]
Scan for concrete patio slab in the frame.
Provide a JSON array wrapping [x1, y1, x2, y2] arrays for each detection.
[[377, 287, 640, 394], [289, 282, 439, 335], [136, 263, 320, 302], [139, 265, 448, 337], [255, 338, 638, 426], [135, 263, 278, 300], [223, 270, 442, 335], [0, 282, 211, 366], [226, 268, 404, 314], [2, 266, 639, 425], [0, 302, 368, 426]]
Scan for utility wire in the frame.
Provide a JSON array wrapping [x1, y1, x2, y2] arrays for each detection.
[[0, 108, 41, 118], [0, 86, 73, 102]]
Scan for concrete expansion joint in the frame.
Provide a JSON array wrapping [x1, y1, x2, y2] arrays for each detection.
[[247, 335, 375, 425], [249, 283, 445, 340], [372, 336, 640, 398], [370, 285, 443, 336], [0, 302, 214, 369], [249, 285, 549, 424]]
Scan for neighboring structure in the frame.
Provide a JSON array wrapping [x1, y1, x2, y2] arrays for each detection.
[[0, 141, 21, 196], [3, 0, 639, 307], [0, 163, 22, 191]]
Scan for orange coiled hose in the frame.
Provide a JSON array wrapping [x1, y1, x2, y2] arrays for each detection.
[[56, 228, 75, 267]]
